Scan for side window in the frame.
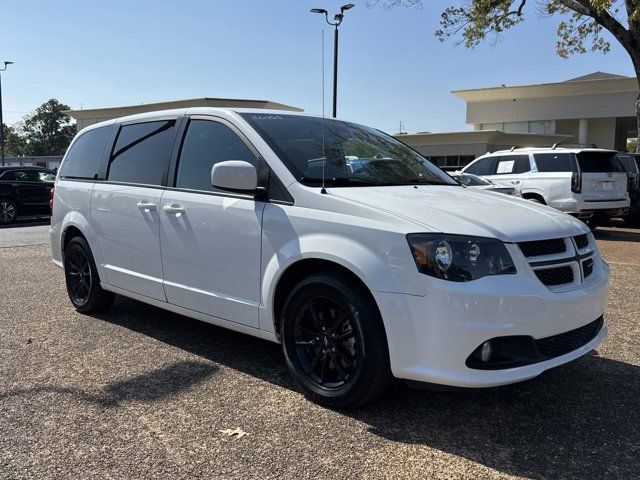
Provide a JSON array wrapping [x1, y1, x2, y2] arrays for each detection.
[[533, 153, 574, 173], [175, 120, 258, 192], [60, 125, 111, 180], [108, 120, 177, 186], [496, 155, 517, 174], [514, 155, 531, 174], [465, 156, 497, 176], [1, 171, 18, 181], [38, 171, 56, 182]]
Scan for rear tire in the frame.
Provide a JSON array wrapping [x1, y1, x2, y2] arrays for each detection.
[[280, 272, 392, 408], [64, 237, 115, 313], [0, 199, 18, 225]]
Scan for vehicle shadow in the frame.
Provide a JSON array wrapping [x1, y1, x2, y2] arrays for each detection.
[[593, 226, 640, 243], [0, 360, 217, 408], [94, 296, 640, 479], [0, 217, 50, 229]]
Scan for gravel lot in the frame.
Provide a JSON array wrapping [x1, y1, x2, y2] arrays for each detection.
[[0, 225, 639, 479]]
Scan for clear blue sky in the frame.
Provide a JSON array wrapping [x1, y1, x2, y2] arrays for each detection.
[[0, 0, 633, 134]]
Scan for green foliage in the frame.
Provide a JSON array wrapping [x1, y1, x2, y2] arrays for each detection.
[[1, 123, 27, 156], [20, 99, 76, 156], [370, 1, 639, 64]]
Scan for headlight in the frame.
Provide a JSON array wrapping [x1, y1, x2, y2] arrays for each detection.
[[407, 234, 516, 282]]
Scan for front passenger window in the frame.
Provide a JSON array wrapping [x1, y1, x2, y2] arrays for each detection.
[[176, 120, 258, 192]]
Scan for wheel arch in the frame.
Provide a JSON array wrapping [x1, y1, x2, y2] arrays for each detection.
[[521, 191, 547, 204], [59, 213, 107, 281], [271, 258, 383, 337]]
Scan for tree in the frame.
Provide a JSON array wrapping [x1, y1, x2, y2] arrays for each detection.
[[21, 99, 76, 156], [1, 123, 27, 157], [370, 0, 640, 150]]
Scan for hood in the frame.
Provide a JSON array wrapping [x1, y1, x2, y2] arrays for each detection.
[[330, 185, 589, 242]]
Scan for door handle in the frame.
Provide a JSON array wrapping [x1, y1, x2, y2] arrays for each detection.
[[510, 180, 521, 185], [163, 204, 185, 214], [137, 201, 157, 211]]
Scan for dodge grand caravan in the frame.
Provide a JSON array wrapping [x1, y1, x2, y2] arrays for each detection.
[[50, 109, 609, 407]]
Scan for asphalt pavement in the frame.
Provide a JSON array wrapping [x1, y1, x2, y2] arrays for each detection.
[[0, 223, 639, 479]]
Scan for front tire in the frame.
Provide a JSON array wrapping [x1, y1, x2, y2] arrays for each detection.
[[64, 237, 115, 313], [280, 272, 391, 408]]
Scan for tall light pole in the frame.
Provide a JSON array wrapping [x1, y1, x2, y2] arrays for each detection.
[[0, 61, 14, 165], [311, 4, 354, 118]]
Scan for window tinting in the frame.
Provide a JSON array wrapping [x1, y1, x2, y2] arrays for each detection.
[[534, 153, 574, 172], [1, 170, 51, 182], [465, 157, 497, 176], [176, 120, 258, 192], [617, 154, 639, 173], [241, 113, 457, 187], [514, 155, 531, 174], [60, 126, 111, 179], [576, 152, 624, 173], [108, 120, 176, 185]]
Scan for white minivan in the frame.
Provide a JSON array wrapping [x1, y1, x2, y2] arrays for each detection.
[[51, 108, 609, 407]]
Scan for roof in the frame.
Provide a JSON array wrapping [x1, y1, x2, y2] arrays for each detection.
[[565, 71, 627, 82], [65, 97, 303, 120], [396, 129, 571, 146], [480, 146, 617, 155], [452, 71, 637, 102]]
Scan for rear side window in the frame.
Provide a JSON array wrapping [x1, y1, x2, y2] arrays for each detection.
[[60, 126, 111, 179], [108, 120, 177, 186], [577, 152, 624, 173], [514, 155, 531, 173], [533, 153, 574, 172], [465, 156, 497, 176], [496, 156, 516, 174], [175, 120, 258, 192]]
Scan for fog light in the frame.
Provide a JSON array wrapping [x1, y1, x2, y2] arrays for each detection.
[[481, 341, 493, 362]]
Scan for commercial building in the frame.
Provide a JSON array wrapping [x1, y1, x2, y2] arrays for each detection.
[[66, 97, 303, 131], [397, 72, 639, 167]]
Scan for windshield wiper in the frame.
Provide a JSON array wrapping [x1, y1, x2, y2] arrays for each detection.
[[299, 176, 383, 187]]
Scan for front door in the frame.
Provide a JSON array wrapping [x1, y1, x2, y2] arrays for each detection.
[[160, 117, 265, 327]]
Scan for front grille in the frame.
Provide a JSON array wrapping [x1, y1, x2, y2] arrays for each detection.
[[583, 258, 594, 278], [518, 238, 566, 257], [536, 317, 603, 358], [535, 266, 574, 286], [574, 234, 589, 250]]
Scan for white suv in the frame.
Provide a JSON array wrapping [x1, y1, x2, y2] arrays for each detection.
[[50, 109, 609, 407], [462, 147, 629, 222]]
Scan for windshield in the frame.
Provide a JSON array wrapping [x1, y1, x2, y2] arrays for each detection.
[[617, 154, 639, 174], [453, 173, 491, 186], [241, 113, 458, 187]]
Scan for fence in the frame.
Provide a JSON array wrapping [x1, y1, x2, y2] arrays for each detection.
[[1, 156, 63, 170]]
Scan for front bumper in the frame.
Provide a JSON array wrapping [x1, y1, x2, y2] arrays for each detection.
[[373, 250, 610, 388]]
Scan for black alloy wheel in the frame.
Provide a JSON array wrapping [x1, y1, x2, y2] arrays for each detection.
[[281, 272, 391, 408], [63, 237, 115, 313], [0, 199, 17, 225], [293, 296, 361, 388]]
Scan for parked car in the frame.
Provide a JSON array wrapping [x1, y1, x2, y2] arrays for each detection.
[[0, 166, 56, 225], [51, 109, 609, 407], [450, 172, 517, 195], [462, 147, 630, 225], [616, 152, 640, 222]]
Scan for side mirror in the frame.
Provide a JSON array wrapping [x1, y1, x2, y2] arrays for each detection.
[[211, 160, 258, 193]]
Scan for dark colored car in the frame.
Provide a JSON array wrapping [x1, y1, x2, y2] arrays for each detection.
[[0, 166, 56, 225], [616, 152, 640, 222]]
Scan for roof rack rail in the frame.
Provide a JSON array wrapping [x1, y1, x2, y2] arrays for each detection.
[[510, 145, 518, 151]]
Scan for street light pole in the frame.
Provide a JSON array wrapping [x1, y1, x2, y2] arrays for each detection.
[[311, 4, 354, 118], [0, 61, 14, 166]]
